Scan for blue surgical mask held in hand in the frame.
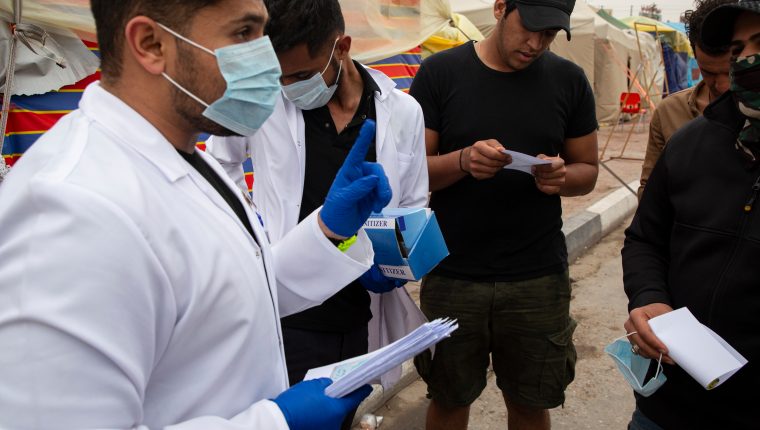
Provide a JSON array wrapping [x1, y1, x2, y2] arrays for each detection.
[[158, 23, 281, 136], [282, 37, 343, 110], [605, 333, 667, 397]]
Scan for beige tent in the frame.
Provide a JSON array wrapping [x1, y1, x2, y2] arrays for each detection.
[[449, 0, 597, 85], [450, 0, 663, 125], [549, 1, 596, 88], [593, 17, 663, 123], [448, 0, 497, 37], [552, 1, 664, 124]]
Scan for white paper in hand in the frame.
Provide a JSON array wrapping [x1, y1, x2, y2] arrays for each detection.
[[649, 307, 748, 390], [500, 149, 551, 175], [304, 318, 458, 398]]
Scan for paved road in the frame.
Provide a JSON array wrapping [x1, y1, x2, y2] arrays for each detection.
[[360, 219, 637, 430]]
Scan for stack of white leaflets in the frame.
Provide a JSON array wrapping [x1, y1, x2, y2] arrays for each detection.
[[304, 318, 458, 398]]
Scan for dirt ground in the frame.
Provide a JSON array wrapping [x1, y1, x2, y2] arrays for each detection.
[[361, 219, 637, 430], [562, 120, 649, 219]]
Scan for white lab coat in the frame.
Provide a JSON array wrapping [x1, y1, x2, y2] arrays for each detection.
[[206, 66, 429, 387], [0, 83, 375, 429]]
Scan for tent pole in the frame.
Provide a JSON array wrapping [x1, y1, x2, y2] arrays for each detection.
[[0, 0, 22, 179], [633, 23, 650, 96], [655, 26, 670, 97], [13, 0, 21, 23], [599, 62, 642, 160]]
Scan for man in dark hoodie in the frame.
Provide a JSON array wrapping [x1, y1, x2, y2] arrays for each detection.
[[622, 1, 760, 428]]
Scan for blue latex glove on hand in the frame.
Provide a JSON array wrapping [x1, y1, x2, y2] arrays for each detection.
[[360, 264, 408, 293], [320, 120, 393, 238], [272, 378, 372, 430]]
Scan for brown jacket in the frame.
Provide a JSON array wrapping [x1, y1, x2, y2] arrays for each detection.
[[638, 81, 704, 199]]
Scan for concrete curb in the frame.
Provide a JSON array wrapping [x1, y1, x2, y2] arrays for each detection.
[[354, 180, 641, 424], [564, 180, 639, 263]]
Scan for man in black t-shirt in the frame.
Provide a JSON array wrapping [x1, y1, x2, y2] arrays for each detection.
[[411, 1, 598, 429]]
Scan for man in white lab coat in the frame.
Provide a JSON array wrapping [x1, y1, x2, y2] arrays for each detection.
[[206, 0, 429, 405], [0, 0, 394, 429]]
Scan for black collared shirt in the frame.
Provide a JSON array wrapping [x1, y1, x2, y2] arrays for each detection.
[[282, 61, 379, 333]]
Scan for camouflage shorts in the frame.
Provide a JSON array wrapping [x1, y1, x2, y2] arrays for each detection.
[[414, 271, 577, 409]]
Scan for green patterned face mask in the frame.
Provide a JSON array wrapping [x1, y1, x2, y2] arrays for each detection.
[[732, 53, 760, 151]]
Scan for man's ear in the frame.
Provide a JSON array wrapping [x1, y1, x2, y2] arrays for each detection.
[[336, 35, 352, 61], [123, 16, 169, 76], [494, 0, 507, 21]]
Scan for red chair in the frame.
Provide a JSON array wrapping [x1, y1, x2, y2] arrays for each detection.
[[620, 92, 641, 114]]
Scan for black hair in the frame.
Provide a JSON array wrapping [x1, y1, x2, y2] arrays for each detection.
[[90, 0, 219, 81], [505, 0, 518, 16], [685, 0, 735, 56], [263, 0, 345, 56]]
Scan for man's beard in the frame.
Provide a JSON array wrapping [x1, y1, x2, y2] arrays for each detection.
[[171, 43, 240, 137]]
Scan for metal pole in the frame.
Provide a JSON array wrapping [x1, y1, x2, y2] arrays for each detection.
[[600, 160, 637, 196], [618, 65, 661, 158], [0, 0, 22, 171], [14, 0, 21, 23], [633, 23, 650, 99]]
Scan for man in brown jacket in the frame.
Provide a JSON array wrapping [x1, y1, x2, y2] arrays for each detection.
[[638, 0, 734, 199]]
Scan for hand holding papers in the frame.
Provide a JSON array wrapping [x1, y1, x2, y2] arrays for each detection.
[[500, 149, 552, 175], [649, 308, 748, 390], [304, 318, 458, 398]]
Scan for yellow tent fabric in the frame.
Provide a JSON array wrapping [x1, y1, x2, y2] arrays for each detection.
[[422, 12, 485, 57], [620, 16, 677, 33], [620, 16, 693, 56]]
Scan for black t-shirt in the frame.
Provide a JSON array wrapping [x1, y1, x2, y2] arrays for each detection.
[[177, 149, 257, 241], [281, 61, 379, 333], [410, 42, 597, 281]]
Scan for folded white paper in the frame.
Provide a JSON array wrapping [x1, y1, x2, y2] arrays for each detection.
[[649, 307, 748, 390], [304, 318, 458, 398], [500, 149, 552, 174]]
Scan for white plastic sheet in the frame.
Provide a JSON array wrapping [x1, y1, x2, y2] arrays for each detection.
[[0, 0, 96, 41], [0, 0, 450, 63], [342, 0, 450, 63]]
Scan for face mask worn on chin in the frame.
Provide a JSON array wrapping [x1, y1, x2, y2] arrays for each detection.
[[282, 38, 343, 110], [158, 23, 282, 136], [731, 53, 760, 154], [604, 333, 667, 397]]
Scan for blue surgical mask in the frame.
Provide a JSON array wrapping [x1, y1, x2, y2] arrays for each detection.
[[605, 334, 667, 397], [158, 23, 282, 136], [282, 38, 342, 110]]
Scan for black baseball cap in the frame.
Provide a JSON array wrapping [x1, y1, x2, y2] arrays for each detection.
[[513, 0, 576, 41], [701, 0, 760, 49]]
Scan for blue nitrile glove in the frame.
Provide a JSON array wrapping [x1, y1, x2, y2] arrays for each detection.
[[320, 120, 393, 238], [272, 378, 372, 430], [359, 264, 408, 293]]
